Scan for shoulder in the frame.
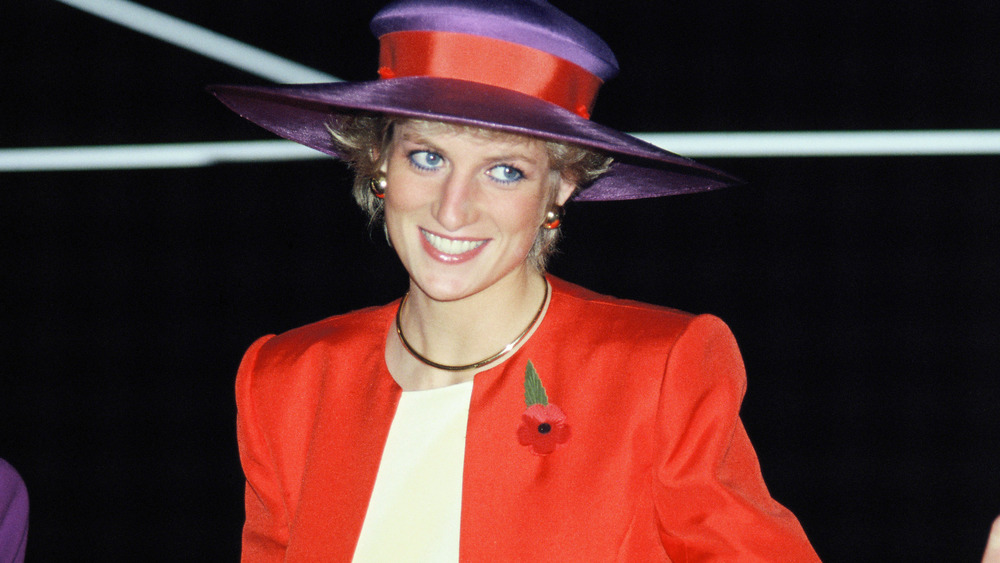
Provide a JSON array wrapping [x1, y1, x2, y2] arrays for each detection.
[[237, 301, 397, 397], [250, 301, 396, 366], [544, 276, 742, 391], [546, 278, 747, 417], [547, 275, 731, 344]]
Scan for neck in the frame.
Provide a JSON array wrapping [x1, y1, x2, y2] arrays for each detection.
[[389, 270, 549, 389]]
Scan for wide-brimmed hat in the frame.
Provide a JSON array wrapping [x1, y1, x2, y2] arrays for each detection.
[[210, 0, 740, 201]]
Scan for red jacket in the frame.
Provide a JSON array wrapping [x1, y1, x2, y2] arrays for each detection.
[[236, 276, 819, 561]]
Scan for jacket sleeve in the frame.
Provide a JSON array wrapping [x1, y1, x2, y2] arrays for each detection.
[[654, 315, 819, 562], [235, 335, 288, 563]]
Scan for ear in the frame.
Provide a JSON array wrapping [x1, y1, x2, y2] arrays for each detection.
[[371, 147, 386, 173], [554, 175, 576, 207]]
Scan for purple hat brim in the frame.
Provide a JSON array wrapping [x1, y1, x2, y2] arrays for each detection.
[[209, 78, 741, 201]]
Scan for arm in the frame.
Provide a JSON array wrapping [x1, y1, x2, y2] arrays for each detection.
[[654, 315, 819, 562], [235, 335, 289, 562]]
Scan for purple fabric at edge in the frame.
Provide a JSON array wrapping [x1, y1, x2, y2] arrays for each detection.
[[0, 459, 28, 563]]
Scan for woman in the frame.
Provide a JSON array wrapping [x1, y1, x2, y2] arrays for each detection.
[[212, 0, 820, 560]]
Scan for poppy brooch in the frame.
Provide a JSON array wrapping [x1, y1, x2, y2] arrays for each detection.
[[517, 361, 571, 456]]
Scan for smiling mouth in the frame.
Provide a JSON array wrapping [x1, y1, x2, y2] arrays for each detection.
[[421, 229, 487, 255]]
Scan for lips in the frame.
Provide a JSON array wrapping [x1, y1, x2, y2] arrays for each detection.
[[420, 228, 489, 263]]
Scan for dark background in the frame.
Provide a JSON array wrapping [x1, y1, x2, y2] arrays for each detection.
[[3, 0, 999, 560]]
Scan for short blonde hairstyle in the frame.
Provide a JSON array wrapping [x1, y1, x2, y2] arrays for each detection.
[[327, 114, 612, 270]]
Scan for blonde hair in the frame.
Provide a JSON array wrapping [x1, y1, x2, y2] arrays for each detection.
[[327, 114, 612, 270]]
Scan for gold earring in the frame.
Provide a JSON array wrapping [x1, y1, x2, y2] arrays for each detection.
[[370, 172, 387, 199], [542, 206, 564, 230]]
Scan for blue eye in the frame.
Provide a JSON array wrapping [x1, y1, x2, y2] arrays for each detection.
[[486, 165, 524, 183], [408, 150, 444, 170]]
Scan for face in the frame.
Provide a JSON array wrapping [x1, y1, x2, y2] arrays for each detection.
[[382, 121, 575, 303]]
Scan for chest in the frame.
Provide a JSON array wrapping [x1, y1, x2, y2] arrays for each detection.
[[283, 346, 669, 560]]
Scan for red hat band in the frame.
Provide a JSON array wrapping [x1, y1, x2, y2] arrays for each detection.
[[378, 30, 602, 119]]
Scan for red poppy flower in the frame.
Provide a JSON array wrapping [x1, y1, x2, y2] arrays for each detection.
[[517, 403, 571, 455]]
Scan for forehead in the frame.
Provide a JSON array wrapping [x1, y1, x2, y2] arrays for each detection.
[[394, 120, 546, 155]]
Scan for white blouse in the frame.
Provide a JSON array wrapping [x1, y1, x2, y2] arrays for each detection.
[[352, 381, 473, 562]]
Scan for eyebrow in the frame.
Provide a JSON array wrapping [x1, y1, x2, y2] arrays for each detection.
[[397, 129, 429, 144], [396, 130, 446, 156], [489, 151, 542, 167]]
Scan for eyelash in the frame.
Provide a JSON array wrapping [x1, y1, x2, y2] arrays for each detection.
[[485, 164, 525, 184], [406, 149, 526, 185], [408, 150, 443, 171]]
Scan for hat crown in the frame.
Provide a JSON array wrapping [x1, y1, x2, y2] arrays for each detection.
[[211, 0, 739, 202], [371, 0, 618, 81]]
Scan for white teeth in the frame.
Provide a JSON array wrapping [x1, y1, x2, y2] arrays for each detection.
[[422, 230, 485, 255]]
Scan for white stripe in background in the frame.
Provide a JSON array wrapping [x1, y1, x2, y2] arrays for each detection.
[[0, 141, 321, 172], [53, 0, 337, 83], [635, 130, 1000, 157], [4, 130, 1000, 172]]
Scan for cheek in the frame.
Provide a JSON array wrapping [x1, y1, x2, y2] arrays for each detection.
[[383, 173, 426, 215], [502, 196, 548, 238], [383, 150, 425, 209], [381, 187, 418, 240]]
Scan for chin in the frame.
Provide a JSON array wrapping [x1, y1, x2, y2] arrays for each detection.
[[410, 271, 483, 302]]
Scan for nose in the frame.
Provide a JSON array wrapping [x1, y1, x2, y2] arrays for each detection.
[[433, 171, 479, 231]]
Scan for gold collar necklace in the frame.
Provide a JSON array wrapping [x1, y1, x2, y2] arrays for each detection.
[[395, 281, 549, 372]]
